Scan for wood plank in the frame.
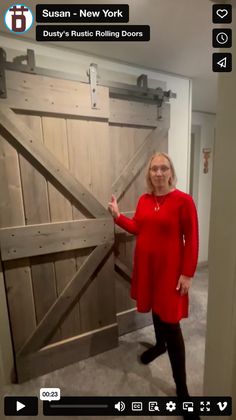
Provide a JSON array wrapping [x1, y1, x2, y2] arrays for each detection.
[[0, 135, 36, 353], [66, 118, 98, 335], [116, 126, 140, 313], [30, 256, 57, 327], [52, 251, 79, 339], [131, 127, 152, 201], [0, 106, 107, 217], [0, 137, 26, 228], [158, 102, 171, 132], [90, 121, 111, 206], [18, 115, 51, 224], [42, 116, 78, 340], [80, 255, 117, 333], [109, 125, 134, 314], [110, 127, 149, 288], [0, 259, 15, 384], [109, 98, 159, 127], [1, 71, 109, 119], [18, 243, 113, 355], [18, 115, 59, 342], [79, 120, 116, 332], [67, 118, 116, 334], [67, 119, 92, 220], [0, 218, 113, 261], [3, 260, 36, 353], [16, 323, 118, 383], [111, 127, 159, 201], [120, 128, 142, 295]]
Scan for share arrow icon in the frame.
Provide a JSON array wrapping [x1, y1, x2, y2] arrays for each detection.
[[217, 57, 227, 68], [213, 53, 232, 72]]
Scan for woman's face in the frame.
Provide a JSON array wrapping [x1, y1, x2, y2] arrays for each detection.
[[149, 155, 172, 190]]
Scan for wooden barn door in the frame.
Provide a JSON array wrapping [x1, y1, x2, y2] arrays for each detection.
[[0, 70, 170, 382]]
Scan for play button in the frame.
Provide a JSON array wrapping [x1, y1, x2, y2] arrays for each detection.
[[4, 396, 38, 416], [16, 401, 25, 411]]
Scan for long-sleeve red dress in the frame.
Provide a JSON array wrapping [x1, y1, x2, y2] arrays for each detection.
[[115, 189, 199, 323]]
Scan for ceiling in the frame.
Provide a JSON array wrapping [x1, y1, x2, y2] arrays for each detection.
[[1, 0, 219, 113]]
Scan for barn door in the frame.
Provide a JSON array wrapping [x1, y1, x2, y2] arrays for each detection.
[[0, 69, 170, 382]]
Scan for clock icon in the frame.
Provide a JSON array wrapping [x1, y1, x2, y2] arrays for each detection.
[[216, 32, 228, 45], [213, 29, 231, 48]]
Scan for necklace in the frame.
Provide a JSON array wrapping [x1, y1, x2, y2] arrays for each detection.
[[153, 194, 167, 212], [153, 188, 175, 211]]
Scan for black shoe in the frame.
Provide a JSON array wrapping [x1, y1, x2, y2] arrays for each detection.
[[139, 344, 166, 364]]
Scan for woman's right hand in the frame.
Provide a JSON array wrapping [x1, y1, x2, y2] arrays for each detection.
[[108, 194, 120, 219]]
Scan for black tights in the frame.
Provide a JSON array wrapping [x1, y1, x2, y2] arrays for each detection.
[[152, 312, 189, 397]]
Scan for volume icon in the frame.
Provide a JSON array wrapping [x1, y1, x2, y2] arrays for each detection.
[[115, 401, 125, 411]]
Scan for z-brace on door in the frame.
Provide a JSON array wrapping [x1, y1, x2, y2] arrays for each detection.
[[0, 69, 170, 382]]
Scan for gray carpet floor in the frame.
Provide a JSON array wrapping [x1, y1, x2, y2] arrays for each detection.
[[1, 267, 208, 419]]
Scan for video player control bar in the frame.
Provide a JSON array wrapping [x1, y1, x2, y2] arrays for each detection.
[[43, 396, 232, 416]]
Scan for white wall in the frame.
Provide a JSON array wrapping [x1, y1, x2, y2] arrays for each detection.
[[192, 112, 216, 263], [1, 35, 191, 192]]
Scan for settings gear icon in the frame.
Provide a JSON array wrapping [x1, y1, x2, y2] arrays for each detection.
[[166, 401, 176, 412]]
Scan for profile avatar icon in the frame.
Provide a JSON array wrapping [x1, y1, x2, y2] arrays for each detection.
[[5, 4, 34, 33]]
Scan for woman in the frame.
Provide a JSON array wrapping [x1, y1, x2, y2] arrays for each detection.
[[108, 152, 200, 420]]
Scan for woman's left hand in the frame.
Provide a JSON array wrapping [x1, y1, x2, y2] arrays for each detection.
[[176, 275, 192, 295]]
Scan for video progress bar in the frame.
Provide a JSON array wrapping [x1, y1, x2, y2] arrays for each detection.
[[51, 404, 108, 409]]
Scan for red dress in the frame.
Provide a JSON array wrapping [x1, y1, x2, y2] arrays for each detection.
[[115, 189, 199, 323]]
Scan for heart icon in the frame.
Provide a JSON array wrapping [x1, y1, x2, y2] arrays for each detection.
[[216, 9, 228, 19]]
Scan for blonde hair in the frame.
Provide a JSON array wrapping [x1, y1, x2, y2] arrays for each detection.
[[145, 152, 177, 193]]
